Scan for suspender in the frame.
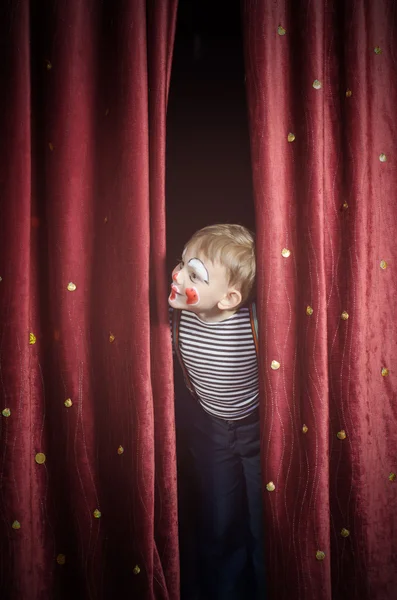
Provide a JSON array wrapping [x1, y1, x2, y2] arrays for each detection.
[[172, 302, 259, 396]]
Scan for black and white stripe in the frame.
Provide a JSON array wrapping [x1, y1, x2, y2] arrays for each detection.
[[170, 306, 259, 420]]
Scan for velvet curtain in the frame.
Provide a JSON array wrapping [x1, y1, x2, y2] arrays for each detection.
[[0, 1, 178, 599], [243, 1, 397, 599]]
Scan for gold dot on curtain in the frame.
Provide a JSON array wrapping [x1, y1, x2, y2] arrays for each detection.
[[341, 311, 349, 320], [281, 248, 291, 258], [64, 398, 73, 408], [133, 565, 141, 575], [312, 79, 322, 90], [287, 132, 295, 142], [117, 446, 124, 455], [29, 332, 37, 345], [0, 276, 2, 282], [271, 360, 280, 370], [389, 472, 396, 482], [67, 282, 77, 292], [374, 46, 382, 54], [302, 424, 309, 433], [277, 25, 286, 35], [316, 550, 325, 561], [93, 509, 101, 519], [266, 481, 276, 492], [380, 260, 387, 270], [105, 108, 110, 116], [341, 528, 350, 538], [56, 554, 66, 565], [381, 367, 389, 377], [45, 59, 52, 70], [35, 452, 46, 464], [337, 430, 347, 440], [342, 201, 349, 210], [345, 89, 352, 97], [2, 408, 11, 417], [12, 520, 21, 530], [104, 216, 108, 223], [379, 153, 387, 162], [48, 142, 54, 151], [306, 306, 313, 316], [109, 333, 115, 343]]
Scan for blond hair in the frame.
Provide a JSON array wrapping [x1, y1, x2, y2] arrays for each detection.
[[185, 223, 256, 306]]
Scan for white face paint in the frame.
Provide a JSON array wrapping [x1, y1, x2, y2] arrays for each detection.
[[188, 258, 209, 284]]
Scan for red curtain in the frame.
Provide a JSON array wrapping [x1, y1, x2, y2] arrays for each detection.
[[0, 1, 178, 599], [243, 1, 397, 599]]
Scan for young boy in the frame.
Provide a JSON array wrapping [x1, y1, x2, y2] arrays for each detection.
[[169, 224, 266, 600]]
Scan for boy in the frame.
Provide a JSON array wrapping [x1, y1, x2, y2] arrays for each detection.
[[169, 224, 266, 600]]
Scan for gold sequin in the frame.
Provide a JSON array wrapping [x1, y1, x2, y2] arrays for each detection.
[[341, 311, 349, 321], [56, 554, 66, 565], [381, 367, 389, 377], [306, 306, 313, 316], [104, 216, 108, 223], [277, 25, 286, 36], [379, 153, 387, 162], [287, 132, 295, 142], [35, 452, 46, 464], [117, 446, 124, 455], [302, 424, 308, 434], [93, 509, 101, 519], [345, 89, 352, 98], [337, 430, 346, 440], [316, 550, 325, 561], [312, 80, 322, 90], [389, 472, 396, 482], [2, 408, 11, 417], [67, 282, 77, 292], [105, 108, 110, 116], [29, 332, 36, 345], [133, 565, 141, 575], [271, 360, 280, 371], [12, 520, 21, 530], [342, 201, 349, 210], [281, 248, 291, 258], [64, 398, 73, 408], [380, 260, 387, 270], [374, 46, 382, 55], [341, 528, 350, 538], [266, 481, 276, 492], [0, 276, 2, 282], [45, 59, 52, 70], [48, 142, 54, 151], [109, 333, 115, 343]]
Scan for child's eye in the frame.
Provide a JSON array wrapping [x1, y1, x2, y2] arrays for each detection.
[[190, 273, 197, 281]]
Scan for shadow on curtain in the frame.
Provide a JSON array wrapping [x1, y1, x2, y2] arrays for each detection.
[[0, 1, 179, 599], [243, 1, 397, 599]]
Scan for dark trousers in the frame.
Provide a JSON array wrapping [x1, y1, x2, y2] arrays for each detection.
[[175, 368, 266, 600]]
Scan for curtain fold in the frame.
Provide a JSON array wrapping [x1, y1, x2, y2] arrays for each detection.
[[243, 1, 397, 599], [0, 1, 179, 598]]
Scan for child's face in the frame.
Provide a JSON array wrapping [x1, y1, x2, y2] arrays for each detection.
[[168, 244, 239, 317]]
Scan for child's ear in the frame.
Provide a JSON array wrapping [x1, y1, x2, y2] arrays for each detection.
[[218, 288, 242, 311]]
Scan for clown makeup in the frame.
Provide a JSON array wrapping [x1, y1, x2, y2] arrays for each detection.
[[187, 258, 209, 284], [185, 287, 200, 305]]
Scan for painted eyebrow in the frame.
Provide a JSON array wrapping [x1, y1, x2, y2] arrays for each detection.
[[187, 258, 210, 285]]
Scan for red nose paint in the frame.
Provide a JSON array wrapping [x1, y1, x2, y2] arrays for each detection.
[[185, 288, 199, 305], [172, 272, 178, 282]]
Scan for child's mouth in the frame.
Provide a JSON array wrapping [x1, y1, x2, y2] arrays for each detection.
[[170, 284, 183, 301]]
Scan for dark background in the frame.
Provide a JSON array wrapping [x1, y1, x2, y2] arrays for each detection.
[[166, 0, 255, 274], [166, 3, 256, 595]]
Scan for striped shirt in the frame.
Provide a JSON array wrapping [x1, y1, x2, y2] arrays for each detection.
[[170, 305, 259, 420]]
